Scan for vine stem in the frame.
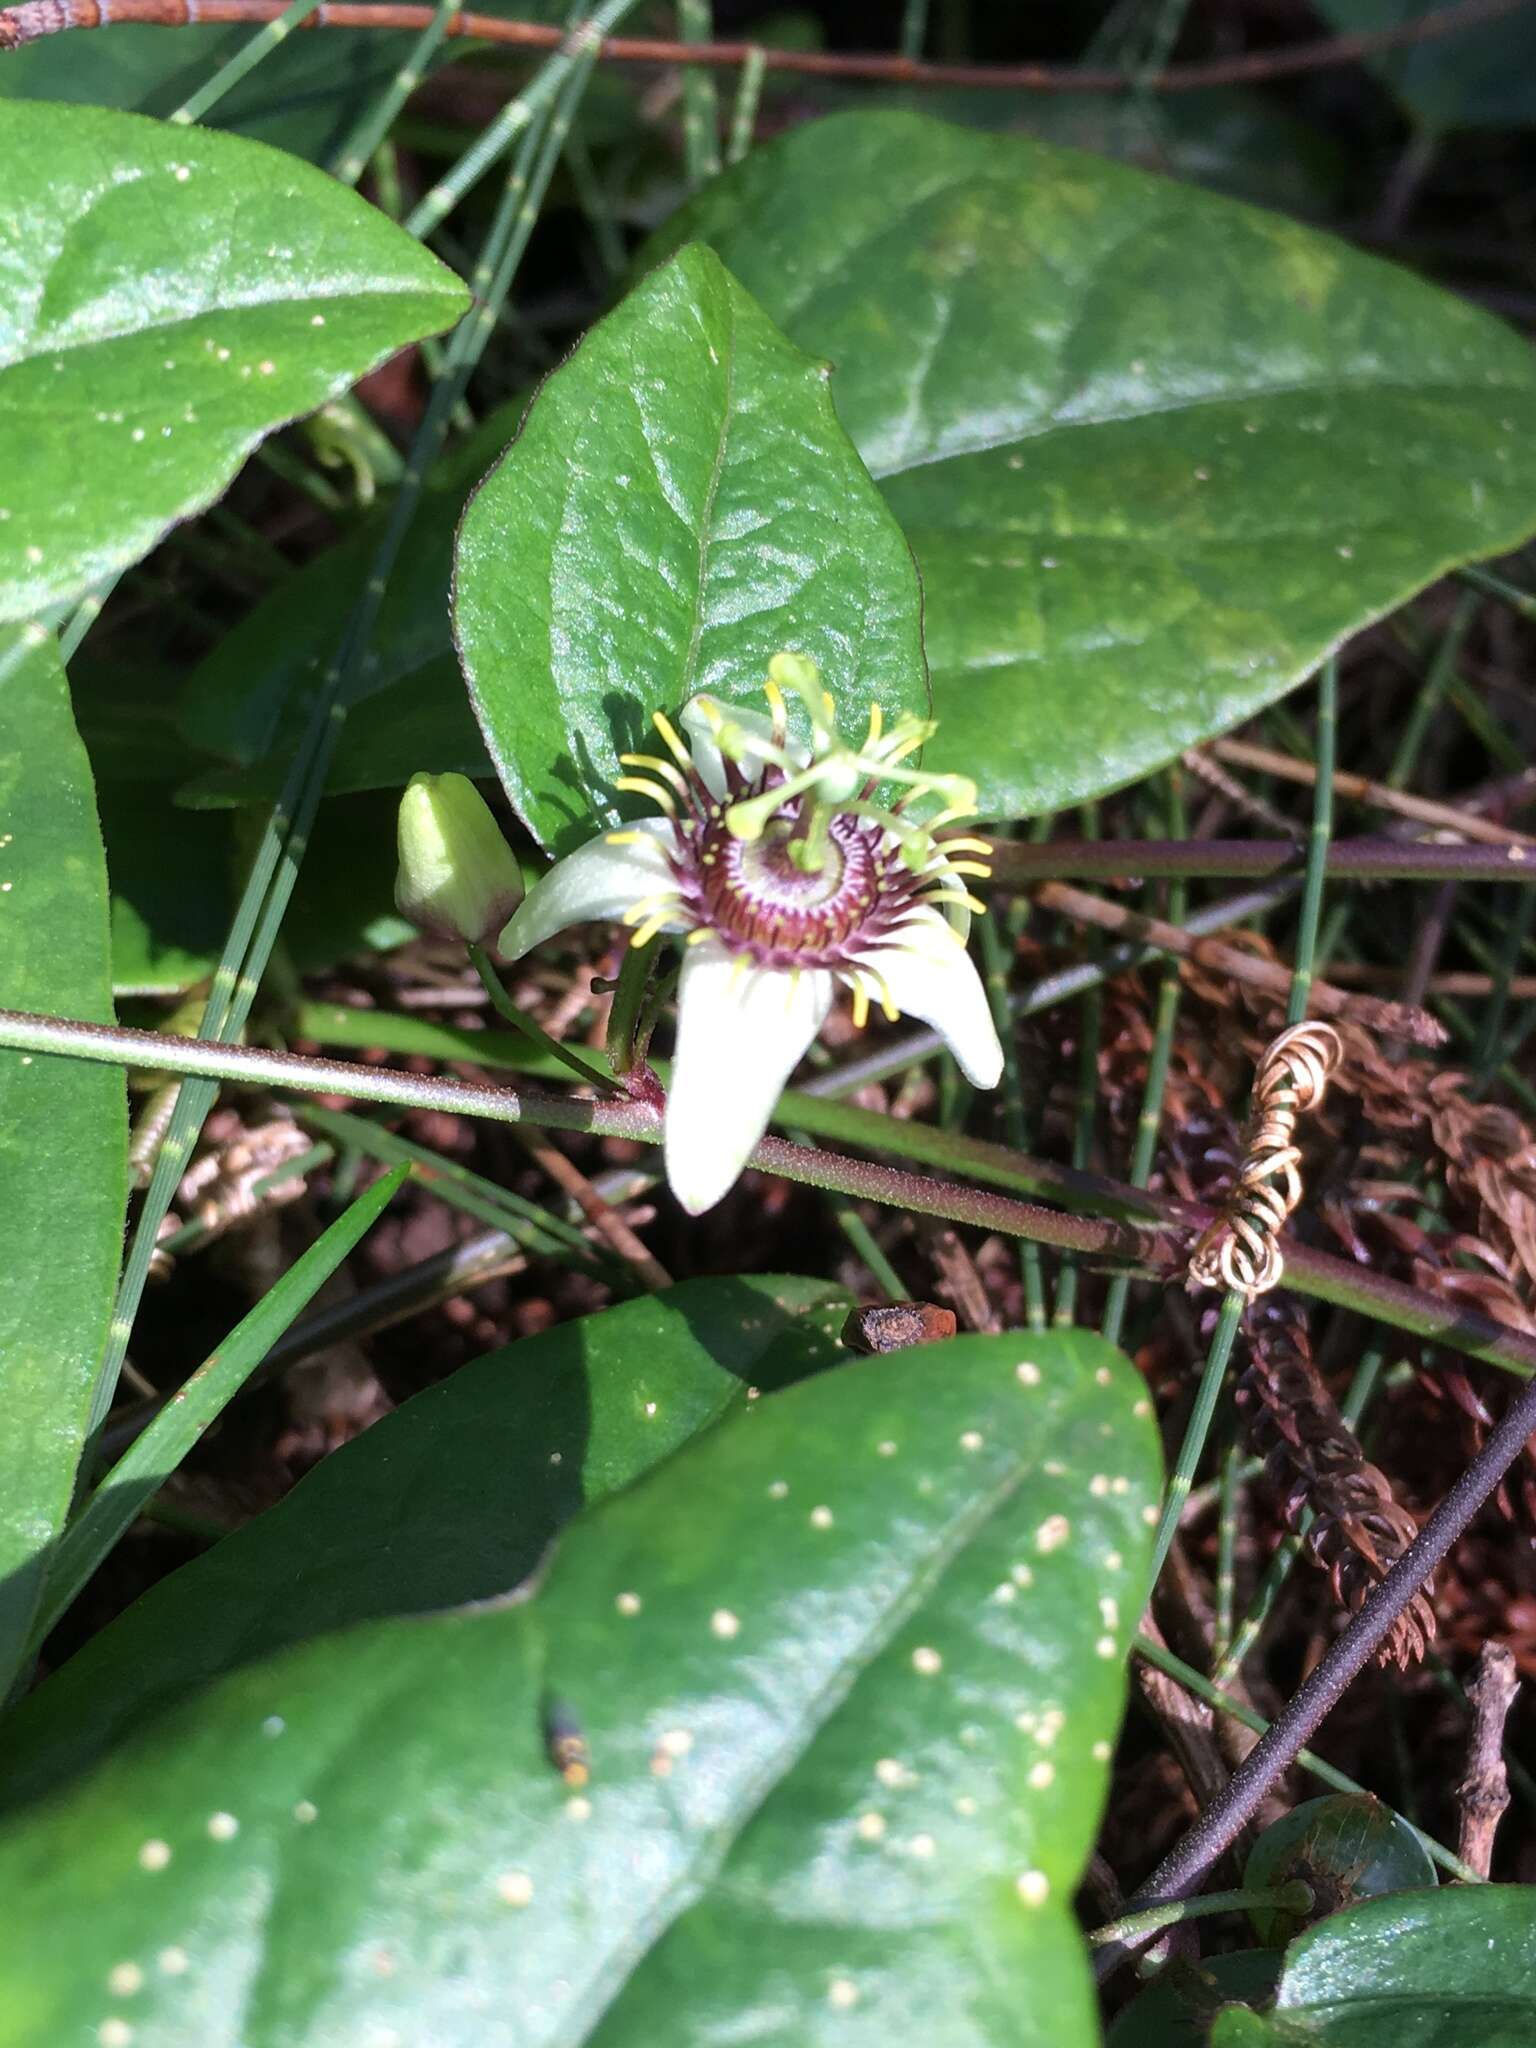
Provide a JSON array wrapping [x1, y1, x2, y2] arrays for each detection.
[[2, 0, 1521, 91], [979, 833, 1536, 886], [7, 1005, 1536, 1382], [1100, 1364, 1536, 1976]]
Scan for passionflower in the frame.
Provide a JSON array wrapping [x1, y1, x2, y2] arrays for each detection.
[[500, 655, 1004, 1215]]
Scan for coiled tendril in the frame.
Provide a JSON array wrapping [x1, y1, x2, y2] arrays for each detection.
[[1188, 1020, 1344, 1299]]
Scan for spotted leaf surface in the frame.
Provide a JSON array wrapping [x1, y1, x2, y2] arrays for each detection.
[[453, 242, 929, 858], [1209, 1887, 1536, 2047], [0, 1276, 848, 1814], [0, 102, 469, 622], [0, 629, 126, 1695], [0, 1330, 1156, 2047], [650, 111, 1536, 820]]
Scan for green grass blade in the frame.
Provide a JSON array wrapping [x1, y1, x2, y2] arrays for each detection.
[[31, 1165, 408, 1650]]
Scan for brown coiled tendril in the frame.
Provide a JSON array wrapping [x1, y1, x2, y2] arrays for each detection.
[[1188, 1020, 1343, 1298]]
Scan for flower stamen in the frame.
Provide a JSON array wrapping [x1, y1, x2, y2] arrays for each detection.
[[615, 774, 678, 814]]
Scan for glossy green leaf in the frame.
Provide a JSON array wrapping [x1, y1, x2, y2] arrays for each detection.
[[1210, 1887, 1536, 2047], [650, 110, 1536, 820], [453, 242, 929, 857], [0, 1330, 1157, 2046], [0, 628, 127, 1692], [1312, 1, 1536, 132], [0, 102, 469, 622], [0, 1275, 847, 1813]]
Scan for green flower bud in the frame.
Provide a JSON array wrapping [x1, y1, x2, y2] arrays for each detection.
[[394, 772, 523, 946]]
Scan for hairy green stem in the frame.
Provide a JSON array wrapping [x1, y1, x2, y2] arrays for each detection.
[[1087, 1881, 1312, 1950], [980, 835, 1536, 886], [8, 1005, 1536, 1384]]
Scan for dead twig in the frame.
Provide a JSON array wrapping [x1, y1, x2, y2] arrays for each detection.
[[509, 1128, 672, 1292], [1457, 1641, 1520, 1877], [1210, 737, 1536, 850], [1035, 882, 1445, 1047]]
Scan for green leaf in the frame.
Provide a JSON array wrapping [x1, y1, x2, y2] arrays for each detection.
[[0, 1330, 1157, 2045], [1210, 1887, 1536, 2048], [0, 627, 127, 1692], [453, 242, 929, 857], [0, 102, 469, 622], [0, 1275, 847, 1813], [0, 27, 435, 161], [649, 110, 1536, 820]]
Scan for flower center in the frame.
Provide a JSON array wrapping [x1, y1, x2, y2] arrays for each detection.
[[676, 803, 906, 967], [612, 656, 995, 972]]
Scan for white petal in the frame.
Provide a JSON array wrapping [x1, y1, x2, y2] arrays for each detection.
[[499, 817, 681, 959], [858, 909, 1004, 1088], [680, 692, 809, 800], [665, 942, 834, 1215], [677, 696, 733, 800]]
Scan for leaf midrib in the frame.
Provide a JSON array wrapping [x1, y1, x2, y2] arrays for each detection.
[[676, 297, 738, 705]]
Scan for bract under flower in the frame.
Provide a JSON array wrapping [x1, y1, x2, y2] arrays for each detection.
[[500, 658, 1003, 1214]]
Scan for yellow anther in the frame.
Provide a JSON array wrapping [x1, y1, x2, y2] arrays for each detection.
[[925, 887, 987, 916], [651, 711, 694, 772], [615, 776, 677, 814], [621, 891, 681, 928], [686, 926, 715, 946], [850, 982, 870, 1030], [629, 912, 673, 949], [939, 836, 994, 858], [865, 702, 884, 747], [604, 831, 650, 847], [943, 860, 993, 880], [619, 752, 691, 799]]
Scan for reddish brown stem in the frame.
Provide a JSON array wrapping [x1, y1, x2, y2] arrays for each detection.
[[1, 0, 1527, 91], [978, 835, 1536, 887]]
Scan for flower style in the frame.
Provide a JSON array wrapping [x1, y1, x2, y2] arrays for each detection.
[[500, 655, 1004, 1215]]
